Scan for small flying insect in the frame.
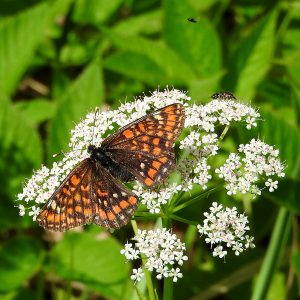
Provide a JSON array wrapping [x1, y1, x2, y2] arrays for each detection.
[[187, 17, 197, 23], [211, 91, 236, 100]]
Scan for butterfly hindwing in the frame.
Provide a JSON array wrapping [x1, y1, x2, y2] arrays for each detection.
[[92, 165, 138, 228], [37, 159, 96, 231], [106, 149, 175, 187]]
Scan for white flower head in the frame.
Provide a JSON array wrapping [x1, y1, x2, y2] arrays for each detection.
[[216, 139, 285, 197], [130, 268, 144, 283], [198, 202, 255, 259], [120, 228, 188, 282]]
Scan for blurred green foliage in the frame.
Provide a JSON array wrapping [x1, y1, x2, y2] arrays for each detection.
[[0, 0, 300, 299]]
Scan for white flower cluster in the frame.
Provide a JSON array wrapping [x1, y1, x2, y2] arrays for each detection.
[[17, 88, 275, 220], [133, 183, 183, 214], [120, 228, 188, 282], [176, 100, 259, 193], [197, 202, 255, 258], [215, 139, 285, 196]]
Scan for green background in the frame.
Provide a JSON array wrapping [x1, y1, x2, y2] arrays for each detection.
[[0, 0, 299, 299]]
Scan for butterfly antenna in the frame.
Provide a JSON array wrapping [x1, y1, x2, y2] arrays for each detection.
[[91, 107, 99, 146]]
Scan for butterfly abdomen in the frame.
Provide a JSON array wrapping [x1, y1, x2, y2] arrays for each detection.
[[89, 145, 135, 182]]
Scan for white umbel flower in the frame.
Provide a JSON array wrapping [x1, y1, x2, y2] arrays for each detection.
[[198, 202, 255, 258], [216, 139, 285, 197], [120, 228, 188, 282]]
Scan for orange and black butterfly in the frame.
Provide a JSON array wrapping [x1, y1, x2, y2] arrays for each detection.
[[37, 103, 185, 231]]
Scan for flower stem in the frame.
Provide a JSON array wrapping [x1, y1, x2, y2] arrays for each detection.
[[251, 207, 291, 300], [163, 277, 173, 300], [161, 217, 173, 300], [131, 220, 156, 300], [219, 125, 230, 140], [172, 186, 222, 213]]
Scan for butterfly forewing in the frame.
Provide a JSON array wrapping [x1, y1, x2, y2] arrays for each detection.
[[102, 103, 185, 187], [102, 103, 185, 149]]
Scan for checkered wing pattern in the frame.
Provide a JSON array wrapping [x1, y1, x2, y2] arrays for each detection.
[[92, 165, 138, 228], [37, 159, 95, 231], [102, 103, 185, 187], [37, 103, 184, 232], [37, 160, 138, 231]]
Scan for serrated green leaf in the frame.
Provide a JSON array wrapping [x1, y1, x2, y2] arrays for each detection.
[[232, 10, 277, 99], [163, 0, 221, 77], [48, 61, 104, 155], [0, 2, 49, 96], [0, 237, 44, 292], [103, 28, 197, 84], [50, 232, 129, 299]]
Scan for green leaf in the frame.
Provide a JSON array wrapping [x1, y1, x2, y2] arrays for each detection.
[[113, 9, 162, 36], [247, 106, 300, 213], [103, 28, 197, 84], [282, 13, 300, 86], [47, 61, 104, 155], [0, 2, 49, 96], [257, 79, 292, 108], [231, 10, 277, 99], [257, 107, 300, 178], [267, 178, 300, 214], [0, 0, 40, 17], [0, 94, 43, 167], [14, 98, 55, 125], [189, 70, 225, 101], [163, 0, 221, 77], [73, 0, 122, 25], [0, 237, 44, 292], [293, 250, 300, 288], [50, 232, 130, 299], [104, 51, 166, 85]]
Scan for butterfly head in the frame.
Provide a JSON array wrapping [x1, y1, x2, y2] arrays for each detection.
[[87, 144, 96, 155], [87, 144, 110, 165]]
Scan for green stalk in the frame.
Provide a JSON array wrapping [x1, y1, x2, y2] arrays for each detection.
[[163, 277, 173, 300], [172, 186, 222, 213], [219, 125, 230, 140], [251, 207, 291, 300], [131, 220, 156, 300], [161, 217, 173, 300]]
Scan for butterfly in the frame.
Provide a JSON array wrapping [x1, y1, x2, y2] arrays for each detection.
[[37, 103, 185, 231]]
